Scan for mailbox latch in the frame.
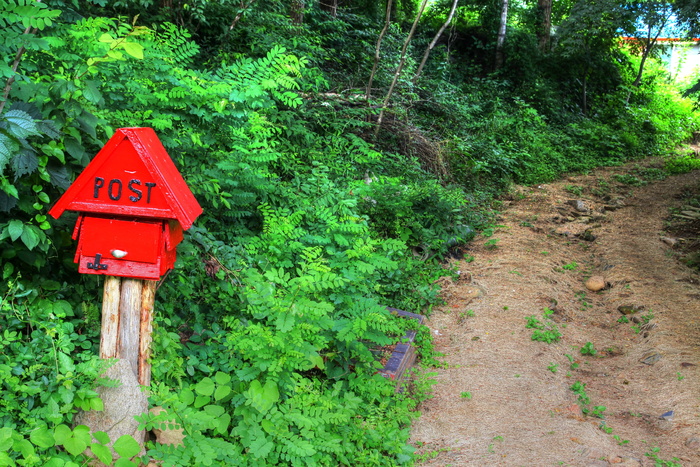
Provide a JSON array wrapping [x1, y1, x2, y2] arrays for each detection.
[[87, 253, 108, 271]]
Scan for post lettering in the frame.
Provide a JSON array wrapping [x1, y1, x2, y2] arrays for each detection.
[[128, 179, 142, 202], [145, 182, 156, 203], [93, 177, 155, 203], [93, 177, 105, 198], [108, 179, 122, 201]]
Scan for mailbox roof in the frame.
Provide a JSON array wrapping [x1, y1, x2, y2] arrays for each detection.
[[49, 127, 202, 229]]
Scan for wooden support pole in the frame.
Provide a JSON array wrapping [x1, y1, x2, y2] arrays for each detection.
[[100, 276, 122, 359], [100, 276, 157, 387], [139, 280, 157, 386], [118, 279, 143, 378]]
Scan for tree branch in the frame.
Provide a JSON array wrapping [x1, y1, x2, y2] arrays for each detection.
[[413, 0, 459, 84], [366, 0, 394, 101], [375, 0, 429, 137]]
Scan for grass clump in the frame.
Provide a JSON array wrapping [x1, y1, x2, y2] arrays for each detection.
[[525, 308, 562, 344]]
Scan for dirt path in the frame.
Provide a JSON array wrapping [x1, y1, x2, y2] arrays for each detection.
[[410, 158, 700, 466]]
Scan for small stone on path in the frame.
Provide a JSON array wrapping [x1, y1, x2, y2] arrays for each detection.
[[639, 350, 663, 365], [660, 236, 678, 247], [567, 200, 589, 212], [462, 285, 485, 298], [685, 437, 700, 450], [585, 276, 606, 292], [618, 305, 643, 315]]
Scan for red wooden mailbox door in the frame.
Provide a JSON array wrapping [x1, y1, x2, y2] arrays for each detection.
[[49, 127, 201, 280]]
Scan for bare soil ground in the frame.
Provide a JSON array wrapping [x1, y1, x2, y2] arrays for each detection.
[[410, 157, 700, 466]]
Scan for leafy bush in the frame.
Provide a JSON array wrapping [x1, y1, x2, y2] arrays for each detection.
[[666, 154, 700, 174]]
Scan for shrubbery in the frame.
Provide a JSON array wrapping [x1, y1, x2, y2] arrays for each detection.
[[1, 1, 699, 465]]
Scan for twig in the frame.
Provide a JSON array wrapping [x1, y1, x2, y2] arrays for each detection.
[[375, 0, 429, 137], [366, 0, 393, 101]]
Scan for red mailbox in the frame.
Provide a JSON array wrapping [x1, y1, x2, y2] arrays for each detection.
[[49, 127, 202, 280]]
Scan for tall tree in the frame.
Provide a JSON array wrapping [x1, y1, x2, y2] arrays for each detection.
[[537, 0, 553, 52], [495, 0, 509, 69], [291, 0, 305, 23], [413, 0, 460, 84], [375, 0, 429, 135], [320, 0, 338, 17], [555, 0, 633, 114], [624, 1, 676, 89], [366, 0, 394, 100]]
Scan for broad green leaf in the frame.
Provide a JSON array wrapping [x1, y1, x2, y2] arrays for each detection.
[[0, 134, 16, 171], [52, 300, 73, 317], [0, 178, 18, 198], [0, 452, 15, 466], [29, 425, 54, 449], [92, 431, 110, 445], [63, 436, 87, 456], [10, 151, 38, 178], [57, 352, 75, 373], [91, 443, 112, 465], [194, 395, 210, 408], [98, 33, 114, 43], [195, 377, 215, 396], [179, 388, 195, 405], [215, 413, 231, 434], [41, 280, 61, 290], [90, 397, 104, 411], [63, 137, 85, 164], [308, 353, 325, 370], [262, 381, 279, 406], [72, 425, 91, 445], [0, 427, 13, 451], [214, 371, 231, 385], [53, 425, 72, 445], [248, 380, 279, 414], [112, 435, 140, 458], [14, 438, 35, 458], [82, 81, 102, 104], [203, 404, 225, 418], [7, 220, 23, 241], [4, 109, 38, 138], [92, 431, 110, 444], [20, 225, 40, 250], [122, 41, 144, 60], [214, 384, 231, 401], [261, 419, 274, 435], [46, 397, 62, 425], [44, 457, 65, 467]]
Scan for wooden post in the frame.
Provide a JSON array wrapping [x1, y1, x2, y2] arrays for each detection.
[[139, 280, 157, 386], [100, 276, 122, 359], [100, 276, 157, 386]]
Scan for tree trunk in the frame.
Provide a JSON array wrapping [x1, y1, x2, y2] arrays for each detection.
[[627, 4, 673, 103], [537, 0, 552, 52], [375, 0, 429, 136], [366, 0, 394, 101], [495, 0, 509, 69], [290, 0, 305, 24], [320, 0, 338, 17], [228, 0, 258, 31], [413, 0, 459, 84]]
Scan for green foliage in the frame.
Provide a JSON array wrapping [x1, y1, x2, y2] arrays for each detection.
[[355, 177, 476, 256], [525, 308, 562, 344], [645, 447, 682, 467], [580, 342, 597, 356], [569, 380, 590, 413], [666, 154, 700, 174], [2, 0, 699, 464]]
